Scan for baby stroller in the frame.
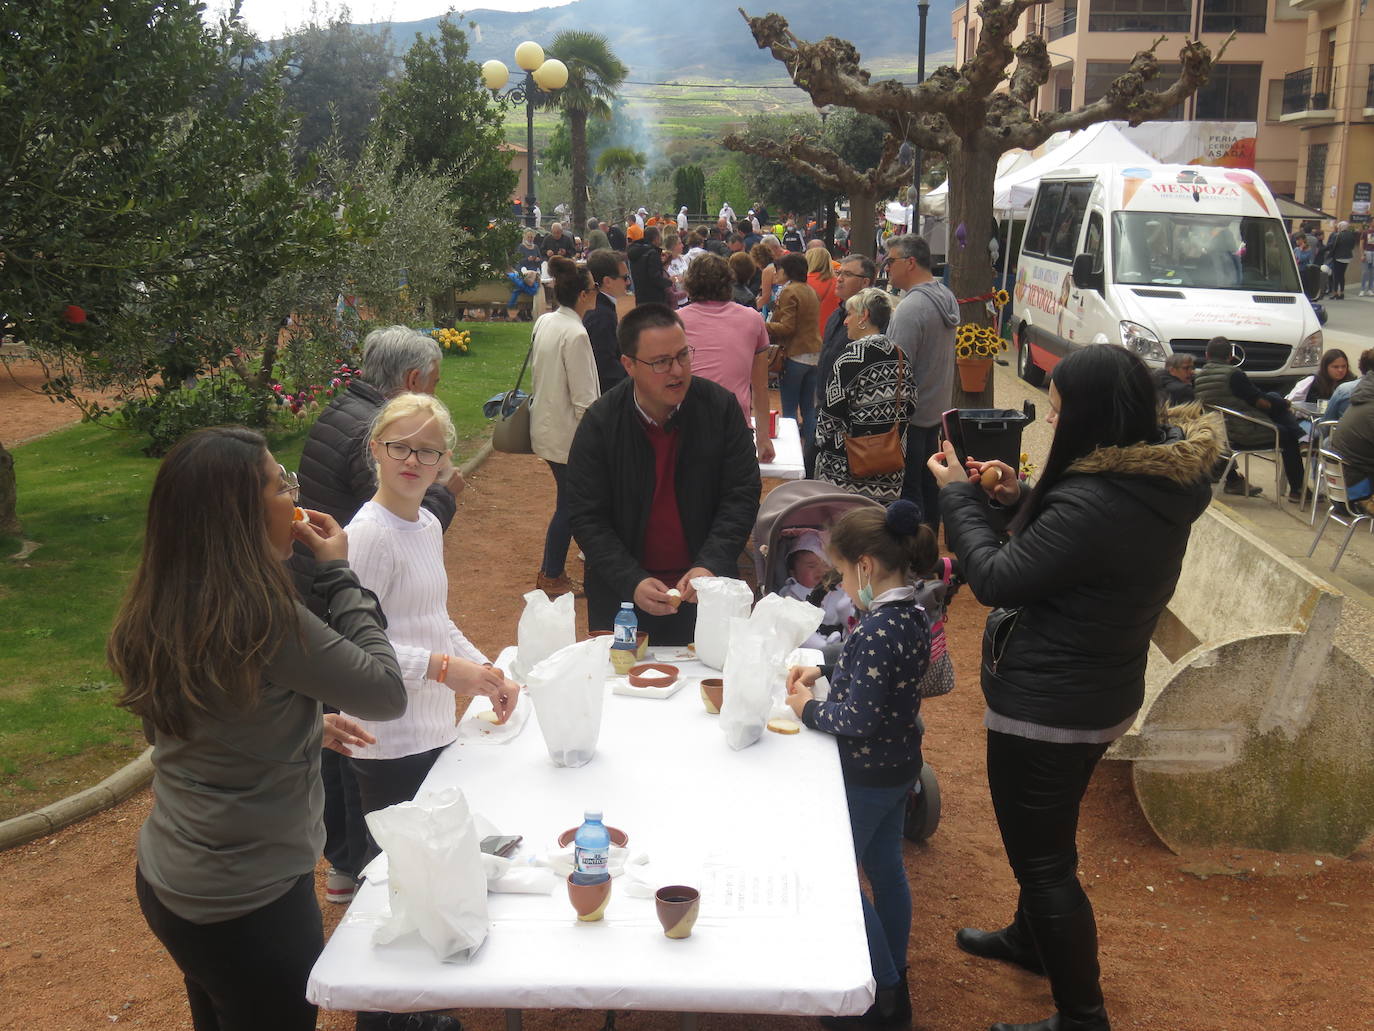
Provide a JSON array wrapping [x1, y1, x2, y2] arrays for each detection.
[[753, 480, 943, 843]]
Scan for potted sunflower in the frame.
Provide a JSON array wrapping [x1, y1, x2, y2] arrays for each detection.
[[953, 289, 1010, 393]]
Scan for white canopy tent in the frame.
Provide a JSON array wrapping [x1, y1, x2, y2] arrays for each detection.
[[918, 122, 1158, 218]]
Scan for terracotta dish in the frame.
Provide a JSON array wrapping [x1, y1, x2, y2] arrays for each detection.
[[627, 663, 678, 688]]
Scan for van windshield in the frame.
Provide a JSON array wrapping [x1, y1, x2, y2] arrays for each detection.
[[1111, 212, 1301, 292]]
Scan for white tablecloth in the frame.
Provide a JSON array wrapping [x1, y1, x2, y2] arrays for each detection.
[[307, 647, 873, 1018], [759, 416, 805, 481]]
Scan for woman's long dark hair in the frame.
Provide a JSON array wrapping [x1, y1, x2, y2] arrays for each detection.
[[109, 427, 300, 738], [1008, 346, 1160, 534], [1311, 348, 1356, 400]]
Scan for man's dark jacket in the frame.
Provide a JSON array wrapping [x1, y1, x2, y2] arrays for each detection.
[[815, 306, 850, 417], [940, 406, 1217, 731], [566, 376, 761, 630], [627, 241, 671, 305], [583, 292, 627, 395], [1151, 367, 1195, 407], [288, 378, 455, 610]]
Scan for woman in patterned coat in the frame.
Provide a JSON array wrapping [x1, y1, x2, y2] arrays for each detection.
[[814, 287, 914, 501]]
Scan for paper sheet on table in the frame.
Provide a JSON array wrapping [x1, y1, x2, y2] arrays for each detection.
[[456, 692, 530, 744]]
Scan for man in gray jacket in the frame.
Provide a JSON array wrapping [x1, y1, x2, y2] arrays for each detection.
[[885, 234, 959, 528]]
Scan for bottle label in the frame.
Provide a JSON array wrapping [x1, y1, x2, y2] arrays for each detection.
[[613, 623, 636, 647], [575, 844, 609, 877]]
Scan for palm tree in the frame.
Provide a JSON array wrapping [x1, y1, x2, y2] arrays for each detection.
[[596, 147, 646, 223], [546, 31, 627, 236]]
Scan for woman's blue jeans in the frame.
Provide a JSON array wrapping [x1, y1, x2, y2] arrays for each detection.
[[845, 777, 917, 989], [1362, 261, 1374, 293], [780, 358, 817, 443]]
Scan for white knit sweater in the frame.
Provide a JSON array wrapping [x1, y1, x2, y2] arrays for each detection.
[[340, 501, 487, 759]]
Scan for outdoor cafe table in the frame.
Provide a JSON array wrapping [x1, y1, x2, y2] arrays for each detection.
[[307, 646, 874, 1027], [759, 416, 805, 480]]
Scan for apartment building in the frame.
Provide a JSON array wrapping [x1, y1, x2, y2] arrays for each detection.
[[949, 0, 1310, 198], [1283, 0, 1374, 220]]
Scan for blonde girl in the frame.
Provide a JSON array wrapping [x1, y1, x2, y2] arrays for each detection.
[[340, 393, 519, 860]]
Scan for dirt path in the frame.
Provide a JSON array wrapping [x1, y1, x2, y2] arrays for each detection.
[[2, 449, 1370, 1030], [0, 356, 121, 448]]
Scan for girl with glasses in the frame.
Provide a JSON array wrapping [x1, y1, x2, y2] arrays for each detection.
[[110, 427, 406, 1030], [340, 394, 520, 870]]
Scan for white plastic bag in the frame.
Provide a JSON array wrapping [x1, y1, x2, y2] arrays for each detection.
[[512, 589, 576, 682], [719, 595, 823, 751], [690, 576, 754, 670], [524, 636, 614, 767], [366, 788, 489, 962], [720, 617, 774, 750]]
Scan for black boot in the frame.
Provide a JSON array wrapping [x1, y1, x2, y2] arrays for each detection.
[[988, 901, 1110, 1031], [819, 967, 911, 1028], [955, 907, 1045, 976]]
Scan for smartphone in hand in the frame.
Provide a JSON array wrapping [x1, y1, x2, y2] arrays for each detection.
[[940, 408, 967, 467]]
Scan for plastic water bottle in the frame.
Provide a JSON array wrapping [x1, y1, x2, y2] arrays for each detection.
[[571, 809, 611, 886], [612, 602, 637, 650]]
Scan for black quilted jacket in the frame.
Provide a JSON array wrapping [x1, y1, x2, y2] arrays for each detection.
[[940, 406, 1219, 731]]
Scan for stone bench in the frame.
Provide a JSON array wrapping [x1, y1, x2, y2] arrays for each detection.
[[1108, 505, 1374, 856]]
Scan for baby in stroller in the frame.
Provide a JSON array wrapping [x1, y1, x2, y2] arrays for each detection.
[[776, 529, 855, 652]]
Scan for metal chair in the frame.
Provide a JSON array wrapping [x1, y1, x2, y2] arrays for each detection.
[[1306, 448, 1374, 570], [1301, 418, 1340, 524], [1207, 404, 1283, 506]]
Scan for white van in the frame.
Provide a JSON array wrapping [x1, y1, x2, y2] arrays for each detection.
[[1011, 163, 1323, 386]]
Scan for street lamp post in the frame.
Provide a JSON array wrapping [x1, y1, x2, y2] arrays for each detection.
[[481, 42, 568, 230], [912, 0, 929, 234]]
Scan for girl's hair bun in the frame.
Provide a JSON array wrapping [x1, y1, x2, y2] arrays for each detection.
[[884, 499, 922, 537]]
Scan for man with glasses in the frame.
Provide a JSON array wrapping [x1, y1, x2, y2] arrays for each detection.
[[886, 234, 959, 528], [584, 249, 631, 394], [806, 254, 878, 476], [567, 304, 762, 645]]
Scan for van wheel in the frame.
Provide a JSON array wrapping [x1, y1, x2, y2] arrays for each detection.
[[1017, 330, 1046, 387]]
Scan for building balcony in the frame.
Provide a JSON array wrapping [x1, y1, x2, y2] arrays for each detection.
[[1281, 66, 1338, 122], [1289, 0, 1340, 10]]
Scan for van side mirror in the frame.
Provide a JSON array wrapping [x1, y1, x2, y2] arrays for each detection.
[[1071, 253, 1104, 293]]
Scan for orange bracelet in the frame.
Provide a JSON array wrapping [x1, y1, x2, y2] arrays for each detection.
[[437, 653, 450, 684]]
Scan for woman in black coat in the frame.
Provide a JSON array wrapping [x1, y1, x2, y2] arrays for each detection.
[[927, 347, 1218, 1031]]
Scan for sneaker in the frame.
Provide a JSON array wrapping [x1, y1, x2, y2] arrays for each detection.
[[1223, 480, 1263, 497], [535, 571, 584, 598], [326, 867, 357, 905]]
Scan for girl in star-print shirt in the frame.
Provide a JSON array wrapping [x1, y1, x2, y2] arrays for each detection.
[[786, 499, 933, 1027]]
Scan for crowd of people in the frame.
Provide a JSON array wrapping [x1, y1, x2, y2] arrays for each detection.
[[108, 185, 1374, 1031]]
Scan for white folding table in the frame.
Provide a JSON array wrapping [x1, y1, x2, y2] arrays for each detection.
[[307, 646, 874, 1027], [759, 416, 805, 481]]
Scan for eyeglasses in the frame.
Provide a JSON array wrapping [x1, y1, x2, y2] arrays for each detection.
[[381, 441, 446, 466], [276, 465, 300, 501], [631, 346, 694, 374], [836, 270, 871, 280]]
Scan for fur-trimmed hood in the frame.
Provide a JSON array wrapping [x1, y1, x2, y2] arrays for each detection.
[[1066, 402, 1221, 486]]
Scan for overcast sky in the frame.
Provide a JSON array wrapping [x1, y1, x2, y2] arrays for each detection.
[[214, 0, 575, 40]]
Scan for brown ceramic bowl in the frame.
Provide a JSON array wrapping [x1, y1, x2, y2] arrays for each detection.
[[700, 678, 723, 714], [628, 662, 678, 688], [557, 826, 630, 849]]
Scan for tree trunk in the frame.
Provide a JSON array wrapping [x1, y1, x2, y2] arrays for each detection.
[[848, 190, 878, 259], [946, 142, 999, 410], [570, 110, 589, 238], [0, 442, 20, 537]]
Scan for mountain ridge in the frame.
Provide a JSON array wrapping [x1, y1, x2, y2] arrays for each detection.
[[364, 0, 957, 83]]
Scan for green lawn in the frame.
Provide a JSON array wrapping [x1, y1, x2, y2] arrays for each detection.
[[0, 321, 528, 820]]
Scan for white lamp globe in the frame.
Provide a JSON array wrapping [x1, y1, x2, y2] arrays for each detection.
[[481, 60, 509, 91], [514, 41, 545, 71], [533, 58, 568, 90]]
